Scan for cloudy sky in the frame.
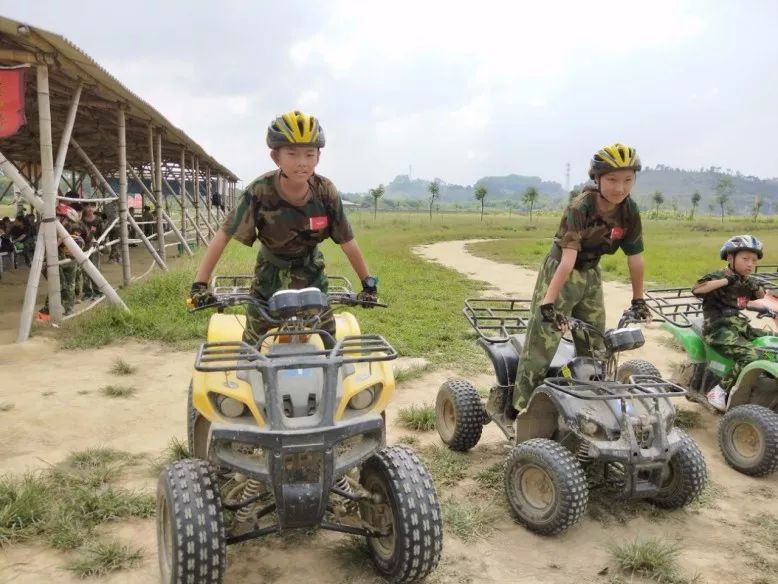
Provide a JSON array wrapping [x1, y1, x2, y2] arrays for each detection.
[[3, 1, 777, 191]]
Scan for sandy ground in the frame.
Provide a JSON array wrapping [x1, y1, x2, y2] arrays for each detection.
[[0, 239, 776, 583]]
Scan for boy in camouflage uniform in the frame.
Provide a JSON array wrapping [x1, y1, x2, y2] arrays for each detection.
[[189, 110, 379, 348], [508, 143, 650, 421], [692, 235, 771, 411], [37, 204, 85, 319], [81, 202, 105, 299]]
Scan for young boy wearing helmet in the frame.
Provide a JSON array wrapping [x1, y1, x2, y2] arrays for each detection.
[[37, 203, 85, 319], [189, 110, 378, 347], [506, 143, 650, 421], [692, 235, 771, 411]]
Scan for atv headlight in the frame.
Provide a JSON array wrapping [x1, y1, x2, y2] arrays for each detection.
[[216, 396, 246, 418], [348, 384, 381, 410]]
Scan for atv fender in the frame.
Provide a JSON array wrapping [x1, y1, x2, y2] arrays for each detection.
[[729, 359, 778, 410], [478, 338, 519, 387], [661, 322, 706, 362]]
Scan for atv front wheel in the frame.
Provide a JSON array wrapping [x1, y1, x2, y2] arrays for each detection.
[[649, 429, 708, 508], [157, 459, 226, 584], [360, 445, 443, 583], [504, 439, 588, 536], [435, 378, 485, 452], [616, 359, 661, 383], [719, 404, 778, 477]]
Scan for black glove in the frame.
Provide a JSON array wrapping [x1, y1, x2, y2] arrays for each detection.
[[188, 281, 214, 308], [540, 303, 568, 331], [725, 273, 741, 286], [630, 298, 651, 320], [357, 276, 378, 306]]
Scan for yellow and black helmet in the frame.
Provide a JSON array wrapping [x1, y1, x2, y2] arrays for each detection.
[[266, 110, 325, 149], [588, 143, 642, 179]]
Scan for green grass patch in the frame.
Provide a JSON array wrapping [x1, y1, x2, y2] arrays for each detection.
[[150, 437, 190, 475], [674, 409, 704, 430], [747, 513, 778, 551], [396, 435, 420, 446], [397, 405, 436, 432], [687, 481, 726, 512], [418, 445, 469, 486], [0, 446, 153, 571], [65, 540, 144, 578], [474, 463, 504, 492], [441, 497, 500, 541], [394, 363, 435, 385], [109, 358, 137, 376], [466, 217, 778, 288], [100, 385, 137, 398], [610, 537, 696, 583]]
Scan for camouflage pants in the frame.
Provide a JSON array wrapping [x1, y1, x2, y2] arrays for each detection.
[[243, 249, 334, 347], [513, 254, 606, 409], [82, 253, 101, 297], [43, 265, 76, 313], [703, 316, 768, 391]]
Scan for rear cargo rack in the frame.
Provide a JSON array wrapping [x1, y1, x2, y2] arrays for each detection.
[[543, 375, 686, 400], [753, 265, 778, 291], [463, 297, 532, 342], [211, 275, 253, 296], [644, 287, 702, 328]]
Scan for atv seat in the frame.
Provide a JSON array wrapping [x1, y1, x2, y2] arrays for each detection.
[[509, 335, 576, 369]]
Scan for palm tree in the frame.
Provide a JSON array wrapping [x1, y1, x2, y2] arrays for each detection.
[[428, 180, 440, 221], [714, 177, 734, 223], [652, 191, 664, 219], [522, 187, 539, 222], [369, 184, 385, 220], [690, 191, 701, 221], [474, 185, 487, 221]]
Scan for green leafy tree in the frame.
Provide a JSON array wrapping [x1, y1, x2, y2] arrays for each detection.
[[714, 177, 734, 223], [474, 185, 488, 221], [427, 180, 440, 221], [652, 191, 664, 219], [690, 191, 701, 221]]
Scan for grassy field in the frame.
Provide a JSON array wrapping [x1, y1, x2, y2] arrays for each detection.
[[59, 211, 778, 367]]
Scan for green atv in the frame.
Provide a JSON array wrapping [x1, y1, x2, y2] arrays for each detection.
[[646, 286, 778, 477]]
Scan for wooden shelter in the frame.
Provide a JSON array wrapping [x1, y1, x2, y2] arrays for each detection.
[[0, 16, 238, 341]]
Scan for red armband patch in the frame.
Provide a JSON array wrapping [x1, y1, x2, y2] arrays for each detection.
[[309, 216, 328, 230], [610, 226, 625, 240]]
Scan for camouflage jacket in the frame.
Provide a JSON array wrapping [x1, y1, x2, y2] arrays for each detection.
[[694, 269, 763, 323], [221, 171, 354, 257], [82, 216, 104, 246], [554, 185, 644, 268]]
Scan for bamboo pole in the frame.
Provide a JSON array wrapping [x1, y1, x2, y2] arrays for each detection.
[[17, 229, 46, 342], [146, 125, 155, 213], [37, 65, 63, 322], [205, 165, 213, 230], [52, 82, 82, 189], [128, 166, 192, 256], [192, 154, 201, 238], [117, 107, 131, 285], [155, 131, 165, 260], [180, 148, 187, 239]]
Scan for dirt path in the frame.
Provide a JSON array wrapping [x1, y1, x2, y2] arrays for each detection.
[[1, 239, 776, 583]]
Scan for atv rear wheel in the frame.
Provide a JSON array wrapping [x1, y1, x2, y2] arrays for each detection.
[[187, 382, 210, 459], [360, 446, 443, 583], [616, 359, 661, 383], [505, 439, 588, 536], [157, 459, 226, 584], [649, 429, 708, 508], [435, 378, 485, 452], [719, 404, 778, 477]]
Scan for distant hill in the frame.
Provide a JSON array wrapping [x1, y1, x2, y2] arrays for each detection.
[[343, 166, 778, 213]]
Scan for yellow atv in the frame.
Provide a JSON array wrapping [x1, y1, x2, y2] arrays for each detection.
[[156, 277, 443, 583]]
